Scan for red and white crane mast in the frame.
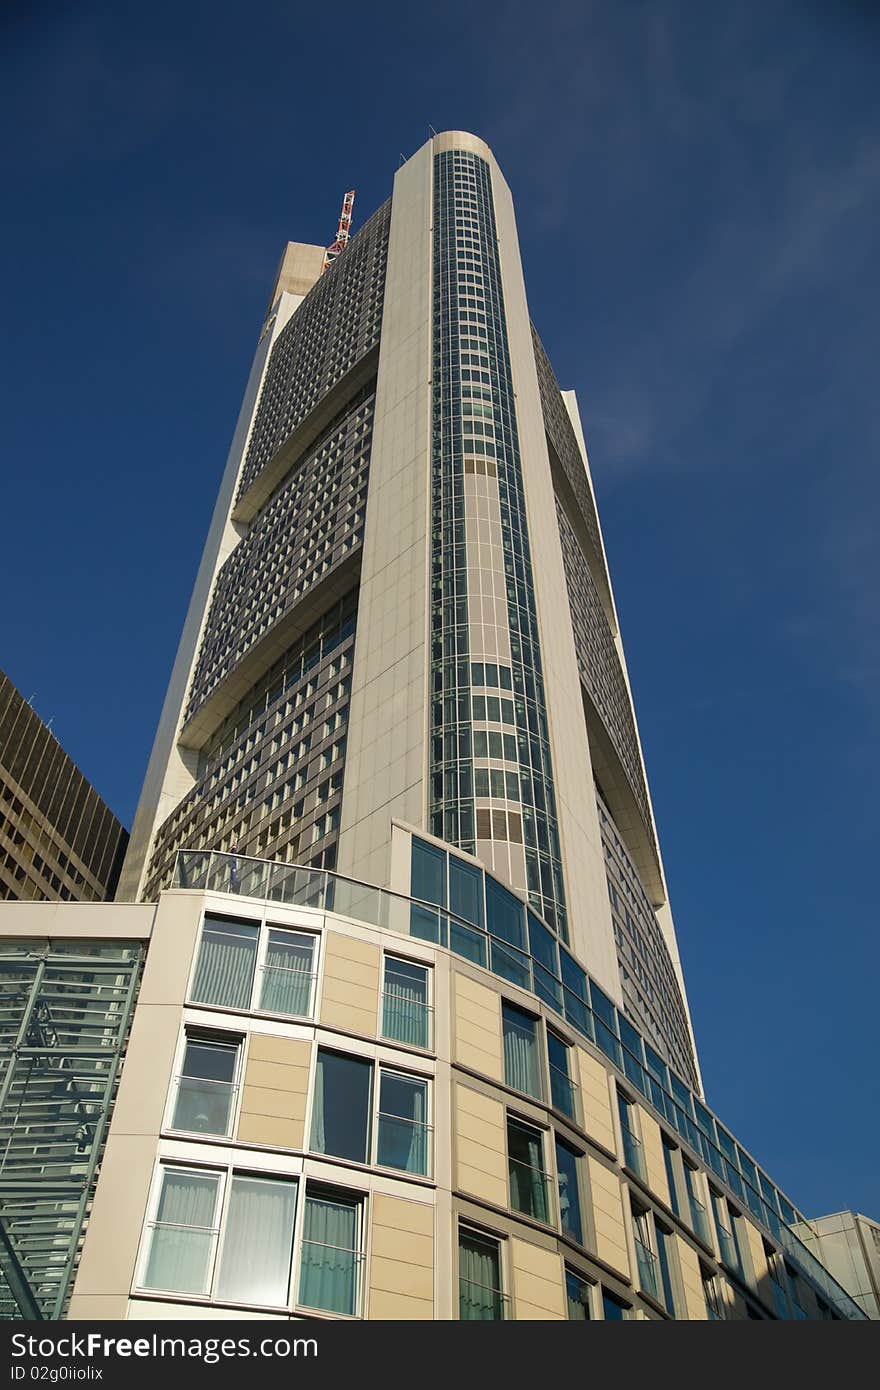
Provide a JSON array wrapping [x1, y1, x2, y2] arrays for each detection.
[[322, 190, 356, 273]]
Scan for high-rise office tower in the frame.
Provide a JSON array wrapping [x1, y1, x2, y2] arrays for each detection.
[[120, 131, 696, 1092], [0, 669, 128, 904], [55, 133, 863, 1322]]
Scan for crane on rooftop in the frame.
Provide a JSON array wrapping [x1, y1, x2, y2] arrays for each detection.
[[322, 190, 356, 273]]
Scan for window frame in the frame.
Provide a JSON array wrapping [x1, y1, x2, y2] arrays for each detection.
[[164, 1026, 245, 1140], [187, 911, 321, 1022], [137, 1162, 367, 1316], [506, 1112, 553, 1226], [308, 1047, 433, 1179], [501, 999, 545, 1101], [294, 1183, 366, 1319], [458, 1221, 508, 1321], [380, 952, 433, 1051]]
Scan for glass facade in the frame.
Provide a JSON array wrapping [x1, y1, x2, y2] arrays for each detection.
[[430, 150, 567, 936], [0, 937, 143, 1319]]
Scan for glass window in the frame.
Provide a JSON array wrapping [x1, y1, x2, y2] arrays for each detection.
[[684, 1161, 711, 1245], [656, 1224, 678, 1316], [411, 837, 446, 906], [662, 1138, 681, 1218], [172, 1036, 239, 1137], [632, 1202, 659, 1302], [311, 1051, 372, 1163], [555, 1139, 584, 1244], [459, 1227, 505, 1320], [502, 1002, 543, 1099], [376, 1071, 429, 1176], [258, 928, 316, 1017], [703, 1267, 725, 1320], [191, 916, 259, 1010], [142, 1167, 221, 1295], [617, 1091, 645, 1180], [298, 1189, 360, 1316], [602, 1287, 630, 1320], [485, 876, 525, 948], [566, 1268, 592, 1320], [449, 855, 484, 927], [215, 1175, 297, 1307], [508, 1117, 550, 1223], [547, 1031, 577, 1119], [382, 957, 430, 1048]]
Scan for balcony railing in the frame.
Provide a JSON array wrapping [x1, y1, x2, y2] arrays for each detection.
[[459, 1277, 510, 1320], [508, 1156, 553, 1225], [380, 989, 433, 1050], [688, 1193, 713, 1248], [620, 1123, 646, 1181], [549, 1062, 580, 1123], [171, 1074, 238, 1137]]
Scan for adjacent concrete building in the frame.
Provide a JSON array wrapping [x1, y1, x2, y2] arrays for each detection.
[[795, 1212, 880, 1319], [0, 669, 128, 904], [1, 132, 867, 1322]]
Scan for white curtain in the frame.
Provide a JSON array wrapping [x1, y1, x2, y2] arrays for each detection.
[[215, 1176, 297, 1306], [144, 1169, 219, 1295]]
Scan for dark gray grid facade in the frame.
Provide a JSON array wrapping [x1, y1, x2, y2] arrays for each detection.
[[555, 498, 654, 841], [598, 793, 697, 1087], [145, 595, 357, 899], [0, 937, 143, 1319], [184, 389, 374, 724], [0, 671, 127, 903], [431, 150, 567, 938], [532, 325, 606, 580], [237, 200, 390, 502]]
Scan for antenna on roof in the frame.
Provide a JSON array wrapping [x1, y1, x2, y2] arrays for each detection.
[[322, 190, 356, 274]]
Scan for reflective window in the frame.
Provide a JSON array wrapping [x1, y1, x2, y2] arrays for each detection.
[[310, 1051, 372, 1163], [172, 1037, 239, 1137], [502, 1002, 543, 1099], [555, 1139, 584, 1244]]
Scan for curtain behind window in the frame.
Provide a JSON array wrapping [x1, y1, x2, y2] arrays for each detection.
[[382, 963, 428, 1047], [259, 931, 314, 1016], [298, 1195, 358, 1315], [508, 1123, 548, 1222], [502, 1006, 541, 1097], [459, 1231, 502, 1319], [191, 919, 258, 1010], [144, 1170, 219, 1294], [215, 1176, 297, 1306]]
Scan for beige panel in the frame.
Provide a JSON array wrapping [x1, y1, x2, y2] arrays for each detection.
[[511, 1238, 565, 1319], [676, 1236, 708, 1320], [453, 973, 503, 1081], [372, 1192, 433, 1236], [335, 141, 432, 889], [66, 1295, 130, 1321], [110, 1005, 180, 1136], [455, 1083, 508, 1206], [368, 1194, 434, 1320], [744, 1220, 773, 1307], [576, 1048, 615, 1154], [237, 1035, 311, 1149], [588, 1158, 630, 1277], [320, 932, 379, 1035], [638, 1106, 670, 1208], [69, 1135, 156, 1299]]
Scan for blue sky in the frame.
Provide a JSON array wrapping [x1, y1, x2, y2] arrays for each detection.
[[1, 1, 877, 1221]]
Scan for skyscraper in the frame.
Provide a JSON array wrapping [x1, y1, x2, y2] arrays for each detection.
[[55, 132, 864, 1321], [0, 668, 128, 904], [120, 131, 696, 1093]]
